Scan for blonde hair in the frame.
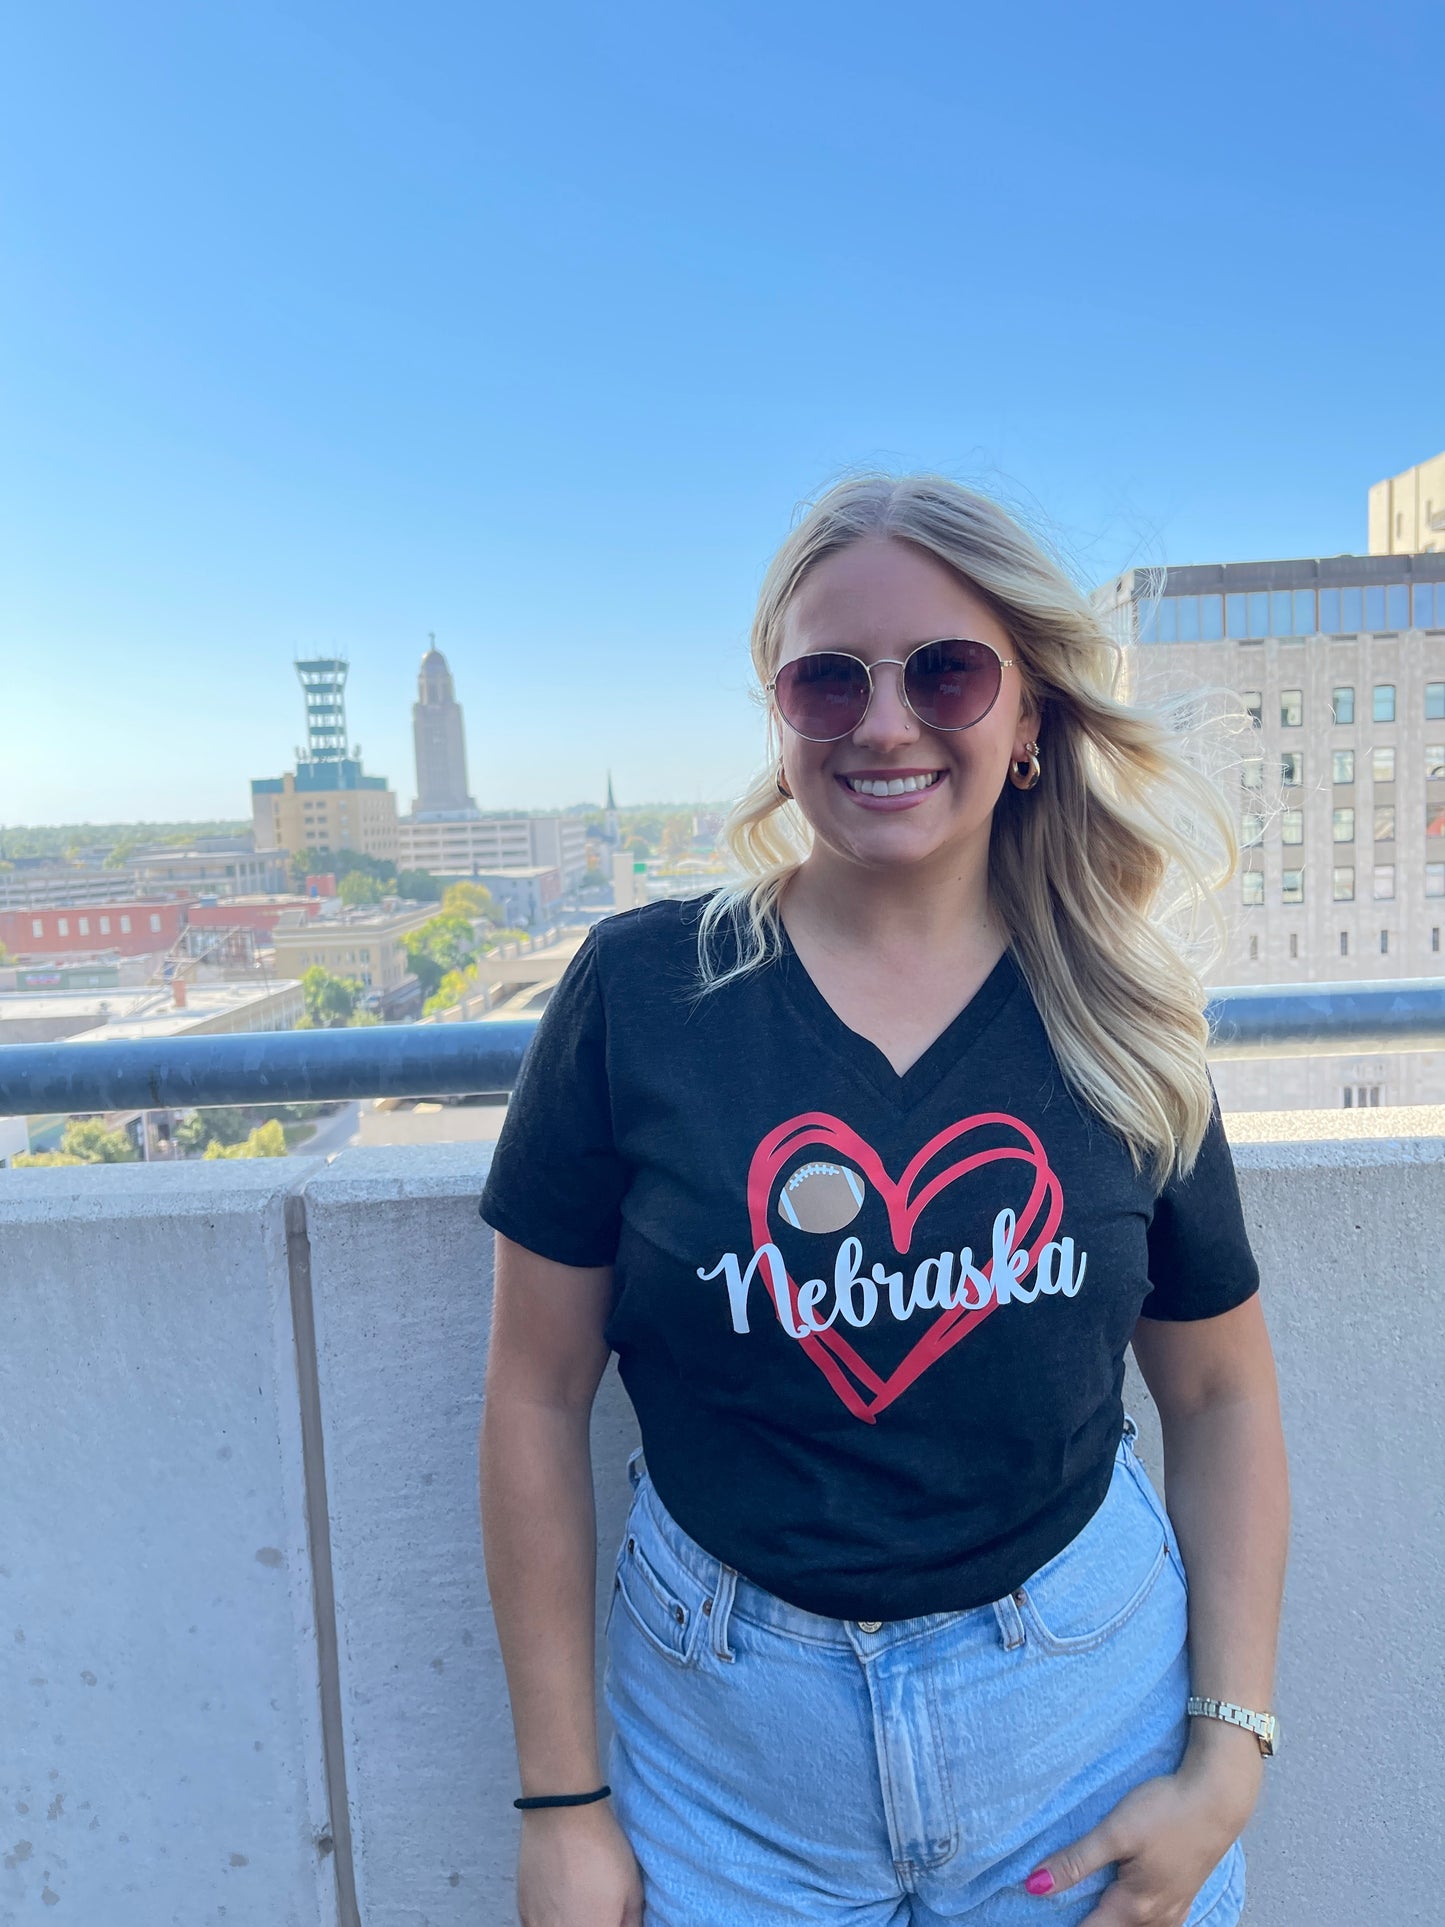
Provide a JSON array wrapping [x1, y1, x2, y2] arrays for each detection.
[[697, 473, 1241, 1188]]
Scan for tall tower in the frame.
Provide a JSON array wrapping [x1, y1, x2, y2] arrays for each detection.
[[295, 658, 350, 769], [604, 771, 619, 844], [412, 637, 475, 814]]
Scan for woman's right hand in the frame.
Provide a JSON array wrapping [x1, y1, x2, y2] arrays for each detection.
[[517, 1803, 645, 1926]]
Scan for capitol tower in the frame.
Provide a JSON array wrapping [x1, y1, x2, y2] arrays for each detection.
[[412, 636, 476, 814]]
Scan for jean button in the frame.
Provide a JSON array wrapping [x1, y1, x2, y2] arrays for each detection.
[[857, 1619, 883, 1633]]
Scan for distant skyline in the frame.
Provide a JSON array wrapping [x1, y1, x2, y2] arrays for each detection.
[[3, 0, 1442, 823]]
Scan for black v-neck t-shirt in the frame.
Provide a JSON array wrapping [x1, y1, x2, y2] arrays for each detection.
[[480, 897, 1260, 1620]]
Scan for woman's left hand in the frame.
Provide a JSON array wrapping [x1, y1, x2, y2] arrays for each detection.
[[1024, 1740, 1262, 1925]]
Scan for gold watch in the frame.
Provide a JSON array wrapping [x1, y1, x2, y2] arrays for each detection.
[[1186, 1695, 1279, 1758]]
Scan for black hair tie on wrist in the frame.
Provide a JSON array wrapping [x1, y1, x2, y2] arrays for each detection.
[[514, 1784, 611, 1811]]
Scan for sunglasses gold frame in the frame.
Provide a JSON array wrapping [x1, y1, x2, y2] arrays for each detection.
[[767, 640, 1017, 743]]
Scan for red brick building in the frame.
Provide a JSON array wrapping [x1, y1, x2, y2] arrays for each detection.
[[0, 901, 190, 960]]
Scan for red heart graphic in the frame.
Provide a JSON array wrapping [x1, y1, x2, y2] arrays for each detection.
[[746, 1112, 1063, 1423]]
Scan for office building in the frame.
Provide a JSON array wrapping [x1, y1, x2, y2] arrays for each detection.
[[1096, 550, 1445, 1105], [267, 903, 433, 1018], [396, 811, 588, 888], [251, 658, 400, 861], [412, 642, 475, 813], [1370, 448, 1445, 555], [0, 862, 142, 911], [0, 902, 190, 961], [132, 844, 287, 897]]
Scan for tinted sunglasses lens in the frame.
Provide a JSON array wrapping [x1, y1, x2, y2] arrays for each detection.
[[905, 641, 1001, 729], [774, 654, 870, 739]]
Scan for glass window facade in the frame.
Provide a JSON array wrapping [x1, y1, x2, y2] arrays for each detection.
[[1281, 752, 1303, 786], [1280, 689, 1303, 727], [1374, 806, 1396, 841], [1373, 684, 1396, 723], [1333, 866, 1355, 902], [1282, 869, 1305, 904], [1373, 865, 1396, 901], [1427, 746, 1445, 781], [1428, 807, 1445, 839], [1333, 807, 1355, 842], [1242, 813, 1264, 847], [1372, 747, 1396, 784], [1242, 870, 1264, 906], [1333, 749, 1355, 783], [1241, 757, 1264, 791], [1281, 809, 1304, 845], [1427, 864, 1445, 899], [1332, 686, 1354, 724], [1427, 683, 1445, 720], [1243, 690, 1263, 727], [1138, 579, 1440, 642]]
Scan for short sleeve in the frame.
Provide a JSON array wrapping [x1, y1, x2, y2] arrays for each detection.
[[479, 928, 627, 1267], [1140, 1088, 1260, 1322]]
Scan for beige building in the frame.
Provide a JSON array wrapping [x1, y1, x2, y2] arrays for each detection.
[[1097, 551, 1445, 1108], [252, 773, 400, 864], [1369, 448, 1445, 555], [268, 905, 432, 999], [396, 811, 587, 886]]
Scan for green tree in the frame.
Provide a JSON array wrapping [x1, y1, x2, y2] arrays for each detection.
[[12, 1150, 86, 1167], [423, 964, 477, 1015], [57, 1118, 139, 1163], [402, 913, 477, 999], [203, 1118, 287, 1159], [174, 1107, 253, 1155], [298, 965, 363, 1028], [339, 870, 383, 908], [441, 881, 498, 922], [396, 868, 443, 902], [0, 939, 13, 966]]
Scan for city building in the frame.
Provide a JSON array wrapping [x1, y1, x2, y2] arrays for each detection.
[[1097, 549, 1445, 1107], [251, 658, 400, 861], [0, 901, 190, 962], [131, 843, 287, 897], [396, 810, 588, 888], [412, 640, 475, 813], [462, 867, 562, 927], [0, 861, 142, 911], [0, 977, 303, 1048], [267, 903, 433, 1018], [1370, 447, 1445, 555]]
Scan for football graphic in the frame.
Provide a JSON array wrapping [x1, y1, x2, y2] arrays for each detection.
[[777, 1161, 866, 1235]]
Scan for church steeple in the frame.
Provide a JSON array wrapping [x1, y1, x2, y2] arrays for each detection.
[[604, 771, 619, 844]]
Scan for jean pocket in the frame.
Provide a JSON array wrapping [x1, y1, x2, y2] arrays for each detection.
[[613, 1520, 703, 1667], [1016, 1459, 1171, 1654]]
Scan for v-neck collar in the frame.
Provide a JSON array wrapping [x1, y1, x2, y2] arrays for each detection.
[[772, 924, 1023, 1111]]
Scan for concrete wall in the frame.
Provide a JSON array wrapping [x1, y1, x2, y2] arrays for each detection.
[[2, 1138, 1442, 1925]]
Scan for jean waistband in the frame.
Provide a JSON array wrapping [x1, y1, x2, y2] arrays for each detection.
[[622, 1416, 1141, 1654]]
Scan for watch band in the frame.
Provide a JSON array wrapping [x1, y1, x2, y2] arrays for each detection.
[[1187, 1695, 1279, 1758]]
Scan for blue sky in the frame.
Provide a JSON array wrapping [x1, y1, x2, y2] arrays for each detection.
[[3, 0, 1441, 824]]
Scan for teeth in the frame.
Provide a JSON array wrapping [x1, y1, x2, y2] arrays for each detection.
[[845, 773, 941, 796]]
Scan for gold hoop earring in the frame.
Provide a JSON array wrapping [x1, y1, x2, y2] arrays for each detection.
[[776, 764, 793, 801], [1009, 741, 1041, 791]]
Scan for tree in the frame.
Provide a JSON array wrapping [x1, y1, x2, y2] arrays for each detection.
[[57, 1118, 138, 1163], [12, 1150, 86, 1167], [174, 1107, 253, 1155], [0, 939, 13, 966], [402, 913, 477, 999], [204, 1119, 287, 1159], [298, 965, 363, 1028], [441, 881, 498, 922], [339, 870, 383, 908], [396, 868, 443, 902], [424, 964, 477, 1015]]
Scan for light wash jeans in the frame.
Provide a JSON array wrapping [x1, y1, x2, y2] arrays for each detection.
[[604, 1420, 1246, 1925]]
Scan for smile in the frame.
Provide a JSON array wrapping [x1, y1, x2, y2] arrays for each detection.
[[840, 771, 945, 797]]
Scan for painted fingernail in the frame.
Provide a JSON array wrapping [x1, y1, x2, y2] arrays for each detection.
[[1025, 1869, 1055, 1895]]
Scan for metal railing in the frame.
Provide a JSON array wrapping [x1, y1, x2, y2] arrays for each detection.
[[3, 979, 1445, 1117]]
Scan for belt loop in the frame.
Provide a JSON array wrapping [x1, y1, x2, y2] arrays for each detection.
[[992, 1591, 1027, 1651], [1121, 1412, 1139, 1448], [708, 1561, 738, 1662], [626, 1447, 646, 1492]]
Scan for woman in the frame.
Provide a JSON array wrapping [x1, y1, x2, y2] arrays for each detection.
[[480, 475, 1289, 1927]]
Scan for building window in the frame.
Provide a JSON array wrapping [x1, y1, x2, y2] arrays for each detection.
[[1243, 690, 1262, 728], [1281, 752, 1303, 787], [1331, 686, 1355, 725], [1339, 930, 1349, 955], [1241, 813, 1264, 848], [1288, 933, 1299, 959], [149, 914, 162, 933], [1427, 746, 1445, 780], [57, 918, 68, 936], [1282, 868, 1305, 904], [1373, 684, 1396, 723], [1242, 871, 1264, 906], [1281, 809, 1304, 845], [1372, 747, 1396, 784], [1344, 1085, 1382, 1108], [78, 916, 89, 935], [1241, 757, 1264, 791], [1380, 929, 1390, 954], [1333, 866, 1355, 901], [1374, 806, 1396, 841], [1373, 865, 1396, 901], [1333, 749, 1355, 784], [99, 916, 110, 934], [1415, 585, 1439, 628], [1280, 688, 1303, 727], [1426, 682, 1445, 720], [1434, 928, 1441, 953], [30, 918, 43, 937], [1427, 864, 1445, 899], [120, 916, 131, 933], [1428, 807, 1445, 839], [1333, 807, 1355, 843], [1248, 934, 1259, 960]]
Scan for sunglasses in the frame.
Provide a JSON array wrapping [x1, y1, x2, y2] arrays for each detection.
[[768, 639, 1016, 743]]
